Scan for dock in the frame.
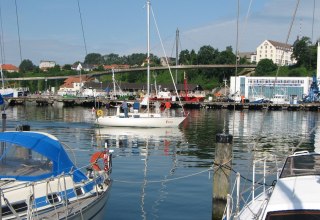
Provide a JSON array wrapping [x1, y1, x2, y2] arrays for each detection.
[[4, 96, 320, 111]]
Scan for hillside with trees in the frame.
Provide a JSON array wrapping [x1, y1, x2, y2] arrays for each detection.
[[3, 36, 317, 93]]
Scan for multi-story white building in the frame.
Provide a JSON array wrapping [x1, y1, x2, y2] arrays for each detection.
[[251, 40, 297, 66], [230, 76, 311, 101], [39, 60, 56, 70]]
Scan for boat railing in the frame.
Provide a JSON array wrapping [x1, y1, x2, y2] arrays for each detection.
[[222, 155, 280, 220], [0, 166, 111, 219]]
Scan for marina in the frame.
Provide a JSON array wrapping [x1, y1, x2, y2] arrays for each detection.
[[5, 95, 320, 111], [0, 0, 318, 219], [0, 104, 319, 219]]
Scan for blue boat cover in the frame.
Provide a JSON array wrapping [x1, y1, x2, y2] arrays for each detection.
[[0, 131, 87, 182]]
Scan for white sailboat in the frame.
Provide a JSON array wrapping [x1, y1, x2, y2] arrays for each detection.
[[0, 131, 112, 219], [224, 151, 320, 220], [95, 0, 187, 128]]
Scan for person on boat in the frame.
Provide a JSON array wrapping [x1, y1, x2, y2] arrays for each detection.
[[165, 101, 171, 115], [121, 100, 129, 117], [154, 101, 160, 114], [91, 107, 96, 116], [133, 100, 140, 113]]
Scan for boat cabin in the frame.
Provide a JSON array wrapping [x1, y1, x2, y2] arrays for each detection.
[[264, 152, 320, 219]]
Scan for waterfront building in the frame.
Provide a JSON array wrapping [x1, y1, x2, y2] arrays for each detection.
[[1, 64, 19, 73], [39, 60, 56, 70], [57, 75, 93, 96], [251, 40, 297, 66], [230, 76, 311, 101]]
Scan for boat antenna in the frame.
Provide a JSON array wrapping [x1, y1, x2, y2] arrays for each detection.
[[175, 28, 179, 84], [311, 0, 315, 43], [0, 1, 5, 65], [77, 0, 88, 56], [146, 0, 150, 114], [14, 0, 22, 64]]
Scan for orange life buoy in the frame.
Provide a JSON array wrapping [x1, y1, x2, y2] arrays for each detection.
[[90, 151, 109, 171]]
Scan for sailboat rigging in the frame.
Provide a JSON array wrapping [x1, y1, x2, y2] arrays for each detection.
[[95, 0, 187, 128]]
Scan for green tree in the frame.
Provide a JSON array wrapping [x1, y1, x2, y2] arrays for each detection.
[[216, 46, 235, 64], [19, 59, 35, 73], [103, 53, 121, 65], [62, 64, 72, 70], [197, 45, 218, 64], [84, 53, 104, 65], [126, 53, 146, 66], [179, 49, 191, 64], [255, 59, 277, 75], [292, 36, 313, 68], [190, 49, 198, 65]]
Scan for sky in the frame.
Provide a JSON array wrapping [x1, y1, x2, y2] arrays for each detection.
[[0, 0, 319, 66]]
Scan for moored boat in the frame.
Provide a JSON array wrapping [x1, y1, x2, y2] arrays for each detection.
[[224, 151, 320, 219], [0, 131, 112, 219], [95, 0, 187, 128]]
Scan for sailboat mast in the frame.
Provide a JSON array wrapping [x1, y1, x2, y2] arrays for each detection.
[[147, 0, 150, 113], [112, 69, 116, 97], [175, 28, 179, 84], [0, 66, 4, 90]]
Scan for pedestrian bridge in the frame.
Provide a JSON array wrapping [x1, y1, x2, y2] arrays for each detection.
[[4, 64, 256, 81]]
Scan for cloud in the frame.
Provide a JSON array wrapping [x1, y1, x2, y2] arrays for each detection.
[[174, 0, 320, 55]]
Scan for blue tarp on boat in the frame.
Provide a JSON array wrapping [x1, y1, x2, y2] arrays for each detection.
[[0, 131, 87, 182]]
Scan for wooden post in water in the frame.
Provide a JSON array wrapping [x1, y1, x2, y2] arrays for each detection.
[[212, 133, 233, 220]]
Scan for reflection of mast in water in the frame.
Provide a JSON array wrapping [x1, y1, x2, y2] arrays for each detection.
[[152, 138, 178, 218], [140, 139, 148, 220]]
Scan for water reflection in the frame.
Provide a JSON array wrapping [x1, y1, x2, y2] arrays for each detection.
[[3, 105, 320, 219], [95, 126, 186, 219]]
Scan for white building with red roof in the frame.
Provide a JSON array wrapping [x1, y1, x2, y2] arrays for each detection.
[[251, 40, 297, 66], [1, 64, 19, 73], [57, 75, 93, 96]]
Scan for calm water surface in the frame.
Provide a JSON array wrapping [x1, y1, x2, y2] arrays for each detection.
[[3, 103, 319, 219]]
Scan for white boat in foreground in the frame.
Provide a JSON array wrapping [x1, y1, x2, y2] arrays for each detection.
[[0, 131, 112, 219], [224, 151, 320, 219]]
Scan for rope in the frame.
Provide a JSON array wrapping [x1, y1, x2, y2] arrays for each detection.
[[114, 167, 211, 184], [77, 0, 88, 56], [112, 160, 273, 187], [212, 161, 275, 187], [14, 0, 22, 64], [0, 0, 5, 64]]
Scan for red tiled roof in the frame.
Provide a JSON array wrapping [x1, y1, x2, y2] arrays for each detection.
[[1, 64, 19, 72], [60, 76, 94, 88]]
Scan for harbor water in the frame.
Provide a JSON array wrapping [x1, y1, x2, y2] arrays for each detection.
[[2, 103, 318, 219]]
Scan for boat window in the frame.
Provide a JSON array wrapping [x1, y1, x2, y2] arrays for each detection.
[[0, 142, 53, 177], [75, 186, 85, 196], [280, 154, 320, 178], [47, 193, 61, 204], [266, 210, 320, 219]]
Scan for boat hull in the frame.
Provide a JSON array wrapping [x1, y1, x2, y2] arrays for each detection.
[[95, 115, 186, 127], [63, 180, 112, 220]]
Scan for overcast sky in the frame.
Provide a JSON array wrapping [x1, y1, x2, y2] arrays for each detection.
[[0, 0, 318, 66]]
